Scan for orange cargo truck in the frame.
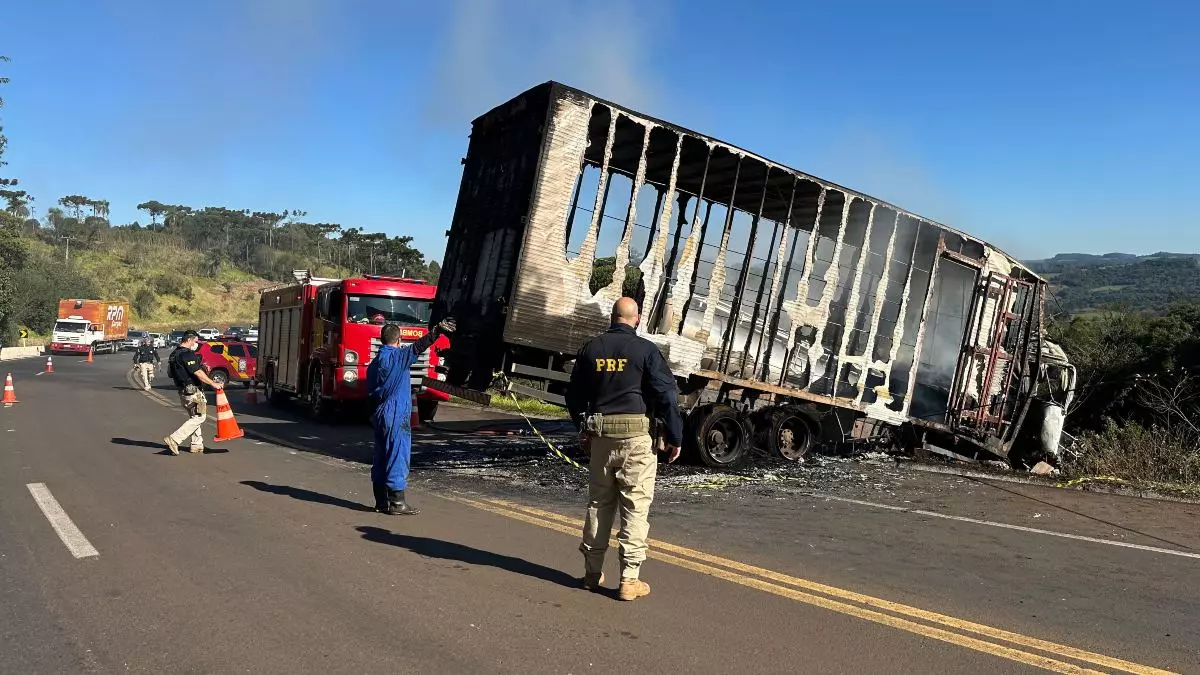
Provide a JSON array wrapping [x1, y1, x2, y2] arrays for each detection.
[[49, 299, 131, 355]]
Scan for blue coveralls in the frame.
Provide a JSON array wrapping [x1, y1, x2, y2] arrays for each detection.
[[367, 344, 419, 491]]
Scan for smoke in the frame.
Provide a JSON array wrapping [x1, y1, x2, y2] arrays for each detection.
[[424, 0, 668, 126]]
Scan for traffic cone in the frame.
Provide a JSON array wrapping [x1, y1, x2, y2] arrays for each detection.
[[245, 382, 259, 405], [87, 349, 94, 364], [2, 373, 17, 406], [212, 388, 245, 442], [410, 396, 421, 429], [45, 356, 54, 373]]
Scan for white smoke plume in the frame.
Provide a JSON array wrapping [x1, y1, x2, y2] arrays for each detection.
[[424, 0, 668, 126]]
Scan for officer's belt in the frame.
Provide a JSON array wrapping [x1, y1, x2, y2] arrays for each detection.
[[583, 413, 650, 439]]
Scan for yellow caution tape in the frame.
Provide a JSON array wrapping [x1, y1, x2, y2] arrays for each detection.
[[505, 392, 586, 471]]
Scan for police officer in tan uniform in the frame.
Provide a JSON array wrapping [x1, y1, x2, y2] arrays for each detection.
[[132, 337, 160, 391], [566, 297, 683, 601], [163, 330, 224, 455]]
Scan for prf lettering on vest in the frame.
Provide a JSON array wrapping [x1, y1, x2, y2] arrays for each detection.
[[594, 358, 628, 372]]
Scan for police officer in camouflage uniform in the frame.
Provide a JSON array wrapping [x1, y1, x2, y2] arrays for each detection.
[[163, 330, 224, 455], [132, 337, 161, 391], [566, 297, 683, 602]]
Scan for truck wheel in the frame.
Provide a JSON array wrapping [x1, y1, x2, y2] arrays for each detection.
[[264, 366, 285, 405], [691, 405, 750, 469], [766, 407, 815, 461], [417, 399, 439, 423], [307, 369, 329, 420]]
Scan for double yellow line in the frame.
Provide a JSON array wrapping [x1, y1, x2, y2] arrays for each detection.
[[445, 494, 1176, 675]]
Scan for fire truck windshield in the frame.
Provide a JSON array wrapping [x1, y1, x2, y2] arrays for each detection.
[[346, 295, 433, 326]]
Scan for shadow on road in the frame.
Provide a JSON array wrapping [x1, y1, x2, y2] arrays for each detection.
[[110, 437, 174, 455], [356, 525, 580, 589], [240, 480, 375, 512]]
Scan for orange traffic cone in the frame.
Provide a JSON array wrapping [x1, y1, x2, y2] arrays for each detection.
[[245, 382, 259, 405], [2, 373, 17, 406], [410, 396, 421, 429], [45, 356, 54, 374], [87, 349, 94, 364], [212, 388, 245, 442]]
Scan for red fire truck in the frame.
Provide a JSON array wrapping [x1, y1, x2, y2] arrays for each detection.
[[257, 273, 450, 420]]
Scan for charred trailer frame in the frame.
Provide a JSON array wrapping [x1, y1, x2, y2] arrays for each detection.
[[433, 82, 1070, 468]]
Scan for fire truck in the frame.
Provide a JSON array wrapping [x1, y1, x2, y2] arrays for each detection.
[[257, 273, 450, 420]]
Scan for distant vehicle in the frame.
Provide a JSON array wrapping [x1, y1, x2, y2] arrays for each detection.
[[148, 333, 166, 349], [197, 328, 220, 341], [123, 330, 150, 350], [244, 328, 259, 344], [49, 299, 130, 355], [167, 330, 187, 346], [196, 340, 258, 388], [225, 326, 249, 340]]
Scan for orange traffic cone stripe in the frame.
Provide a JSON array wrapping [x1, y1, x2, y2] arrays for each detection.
[[87, 349, 94, 363], [2, 373, 17, 406], [45, 357, 54, 373], [212, 388, 244, 442]]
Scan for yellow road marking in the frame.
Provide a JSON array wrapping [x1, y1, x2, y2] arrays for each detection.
[[441, 494, 1176, 675], [484, 498, 1173, 675]]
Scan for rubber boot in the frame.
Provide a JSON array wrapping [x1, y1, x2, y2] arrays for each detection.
[[386, 489, 420, 516], [372, 483, 390, 512]]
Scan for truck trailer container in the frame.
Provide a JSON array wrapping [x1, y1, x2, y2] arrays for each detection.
[[431, 82, 1076, 469], [258, 273, 450, 421], [49, 299, 131, 355]]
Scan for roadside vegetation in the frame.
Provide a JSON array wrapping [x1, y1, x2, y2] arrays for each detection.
[[1051, 303, 1200, 488]]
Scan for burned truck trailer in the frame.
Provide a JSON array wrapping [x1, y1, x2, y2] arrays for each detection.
[[432, 81, 1074, 469]]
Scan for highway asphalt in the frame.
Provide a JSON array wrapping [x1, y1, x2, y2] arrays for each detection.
[[0, 353, 1195, 673]]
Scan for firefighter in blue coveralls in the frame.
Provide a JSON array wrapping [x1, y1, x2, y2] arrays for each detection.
[[367, 317, 456, 515]]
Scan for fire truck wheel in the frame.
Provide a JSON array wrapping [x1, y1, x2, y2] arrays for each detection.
[[691, 405, 749, 469], [307, 370, 329, 420], [417, 399, 439, 423], [264, 366, 285, 405]]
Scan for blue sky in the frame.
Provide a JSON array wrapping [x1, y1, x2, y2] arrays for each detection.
[[1, 0, 1196, 262]]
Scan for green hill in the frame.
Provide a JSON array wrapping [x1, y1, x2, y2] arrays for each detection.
[[1026, 253, 1200, 315], [1, 203, 439, 340]]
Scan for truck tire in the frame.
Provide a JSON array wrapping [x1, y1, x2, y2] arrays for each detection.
[[417, 399, 439, 423], [691, 405, 750, 469], [264, 365, 286, 405], [307, 368, 330, 420], [765, 406, 815, 461]]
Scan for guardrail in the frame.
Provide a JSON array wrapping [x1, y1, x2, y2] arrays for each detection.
[[0, 346, 46, 361]]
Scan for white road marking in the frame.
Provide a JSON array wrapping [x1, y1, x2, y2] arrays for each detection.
[[26, 483, 99, 559], [803, 492, 1200, 560]]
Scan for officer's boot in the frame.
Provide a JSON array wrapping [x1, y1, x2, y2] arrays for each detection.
[[387, 489, 420, 516], [372, 483, 390, 512]]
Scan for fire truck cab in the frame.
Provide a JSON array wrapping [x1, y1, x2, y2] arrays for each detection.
[[258, 272, 450, 421]]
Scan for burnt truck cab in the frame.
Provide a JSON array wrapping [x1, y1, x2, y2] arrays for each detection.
[[432, 82, 1077, 469], [258, 273, 450, 421]]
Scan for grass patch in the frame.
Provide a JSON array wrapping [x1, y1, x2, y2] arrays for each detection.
[[489, 392, 569, 418]]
